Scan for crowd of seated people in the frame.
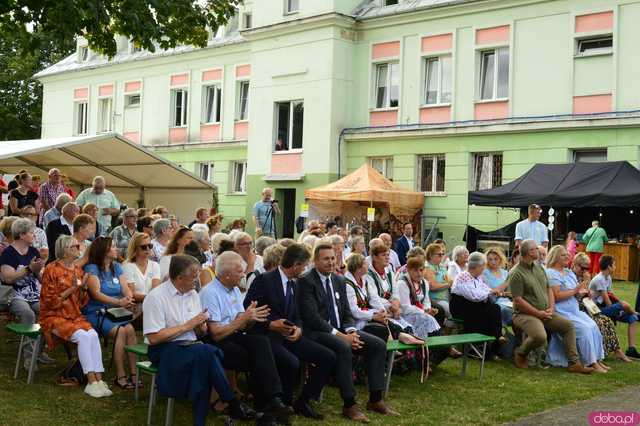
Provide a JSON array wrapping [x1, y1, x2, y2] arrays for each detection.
[[2, 176, 640, 425]]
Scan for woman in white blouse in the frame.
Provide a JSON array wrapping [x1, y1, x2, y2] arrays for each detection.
[[450, 252, 506, 358], [123, 233, 160, 305], [447, 245, 469, 282]]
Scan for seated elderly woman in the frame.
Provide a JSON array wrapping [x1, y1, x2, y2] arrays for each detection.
[[262, 243, 286, 273], [447, 246, 469, 282], [545, 246, 607, 372], [0, 216, 18, 255], [72, 213, 97, 265], [481, 246, 513, 326], [344, 253, 423, 344], [396, 256, 444, 332], [0, 218, 51, 367], [349, 235, 367, 257], [571, 253, 631, 362], [331, 235, 346, 275], [40, 235, 111, 397], [150, 218, 171, 262], [450, 252, 505, 358], [186, 226, 215, 289]]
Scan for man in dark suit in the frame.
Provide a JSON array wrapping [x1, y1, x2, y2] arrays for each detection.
[[297, 241, 398, 423], [245, 244, 336, 420], [394, 222, 415, 266], [45, 202, 79, 262]]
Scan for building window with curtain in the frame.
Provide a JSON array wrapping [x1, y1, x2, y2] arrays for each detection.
[[374, 62, 399, 109], [424, 56, 452, 105], [472, 152, 503, 190], [369, 157, 394, 180], [479, 47, 509, 101]]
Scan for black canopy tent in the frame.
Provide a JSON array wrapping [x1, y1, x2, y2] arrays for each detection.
[[467, 161, 640, 243], [468, 161, 640, 208]]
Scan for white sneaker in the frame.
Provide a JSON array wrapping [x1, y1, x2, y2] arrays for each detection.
[[97, 381, 113, 397], [84, 382, 105, 398]]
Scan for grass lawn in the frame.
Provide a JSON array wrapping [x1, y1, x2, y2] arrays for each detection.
[[0, 281, 638, 426]]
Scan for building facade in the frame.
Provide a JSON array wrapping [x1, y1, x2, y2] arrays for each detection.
[[36, 0, 640, 244]]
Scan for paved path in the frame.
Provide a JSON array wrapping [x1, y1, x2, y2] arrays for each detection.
[[506, 386, 640, 425]]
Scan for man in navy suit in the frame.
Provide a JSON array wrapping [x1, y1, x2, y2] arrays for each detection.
[[394, 222, 415, 266], [245, 244, 336, 420], [296, 241, 398, 423]]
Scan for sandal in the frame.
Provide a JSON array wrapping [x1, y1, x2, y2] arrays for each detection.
[[129, 373, 143, 388], [114, 376, 135, 389]]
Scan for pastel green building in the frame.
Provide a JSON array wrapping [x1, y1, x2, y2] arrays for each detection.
[[36, 0, 640, 243]]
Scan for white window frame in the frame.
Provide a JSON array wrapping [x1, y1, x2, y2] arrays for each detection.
[[285, 0, 300, 14], [236, 80, 250, 121], [471, 152, 503, 191], [573, 149, 607, 163], [369, 157, 394, 180], [243, 12, 252, 29], [77, 45, 89, 62], [418, 155, 446, 195], [73, 101, 89, 136], [125, 94, 141, 109], [373, 62, 400, 109], [423, 55, 452, 106], [575, 35, 613, 57], [198, 162, 214, 183], [201, 84, 222, 124], [274, 100, 304, 151], [383, 0, 399, 6], [231, 161, 247, 194], [478, 47, 509, 101], [170, 88, 189, 128], [97, 97, 114, 133]]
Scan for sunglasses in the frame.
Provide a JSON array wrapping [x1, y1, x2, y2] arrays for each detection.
[[139, 244, 153, 250]]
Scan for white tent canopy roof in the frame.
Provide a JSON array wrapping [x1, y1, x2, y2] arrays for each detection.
[[0, 133, 215, 190]]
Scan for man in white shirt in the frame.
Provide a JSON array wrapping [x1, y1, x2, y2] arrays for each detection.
[[515, 204, 549, 249], [143, 255, 257, 426]]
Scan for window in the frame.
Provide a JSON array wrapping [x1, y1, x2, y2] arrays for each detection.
[[577, 36, 613, 55], [370, 157, 394, 180], [243, 12, 252, 29], [236, 81, 250, 121], [170, 89, 188, 127], [74, 102, 88, 135], [125, 94, 141, 108], [374, 62, 400, 109], [231, 162, 247, 193], [286, 0, 299, 14], [383, 0, 399, 6], [419, 155, 445, 193], [202, 85, 222, 124], [479, 47, 509, 100], [198, 162, 214, 183], [275, 101, 304, 151], [77, 46, 89, 62], [98, 98, 113, 133], [424, 56, 452, 105], [573, 149, 607, 163], [472, 153, 503, 190]]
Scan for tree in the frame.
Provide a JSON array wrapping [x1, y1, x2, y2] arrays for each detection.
[[1, 0, 242, 57]]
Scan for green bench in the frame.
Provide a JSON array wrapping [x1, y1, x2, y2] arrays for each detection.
[[137, 361, 175, 426], [384, 333, 495, 395], [125, 343, 149, 401], [6, 323, 42, 385]]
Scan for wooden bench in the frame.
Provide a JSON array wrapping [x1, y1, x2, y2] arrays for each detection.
[[384, 333, 495, 395]]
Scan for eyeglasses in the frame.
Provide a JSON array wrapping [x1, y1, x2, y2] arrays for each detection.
[[578, 264, 589, 271], [436, 252, 445, 256], [139, 244, 153, 250], [125, 215, 138, 219], [23, 213, 37, 217]]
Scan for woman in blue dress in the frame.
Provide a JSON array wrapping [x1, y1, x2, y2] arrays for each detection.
[[481, 246, 513, 326], [544, 245, 608, 373], [83, 236, 139, 389]]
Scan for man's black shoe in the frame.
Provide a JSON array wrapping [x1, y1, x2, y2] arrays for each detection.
[[293, 399, 324, 420], [226, 400, 260, 420], [275, 415, 292, 426], [263, 397, 294, 417], [625, 347, 640, 359], [256, 415, 278, 426]]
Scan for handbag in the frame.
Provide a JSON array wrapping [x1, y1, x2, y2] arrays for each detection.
[[57, 358, 87, 386], [582, 297, 601, 316], [105, 307, 134, 322]]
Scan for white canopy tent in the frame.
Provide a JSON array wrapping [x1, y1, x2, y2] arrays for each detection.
[[0, 134, 216, 223]]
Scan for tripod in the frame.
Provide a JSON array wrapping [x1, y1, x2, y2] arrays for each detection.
[[262, 202, 277, 238]]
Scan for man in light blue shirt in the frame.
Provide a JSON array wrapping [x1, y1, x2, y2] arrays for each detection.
[[252, 187, 279, 238], [200, 251, 292, 421], [75, 176, 120, 234], [515, 204, 549, 249]]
